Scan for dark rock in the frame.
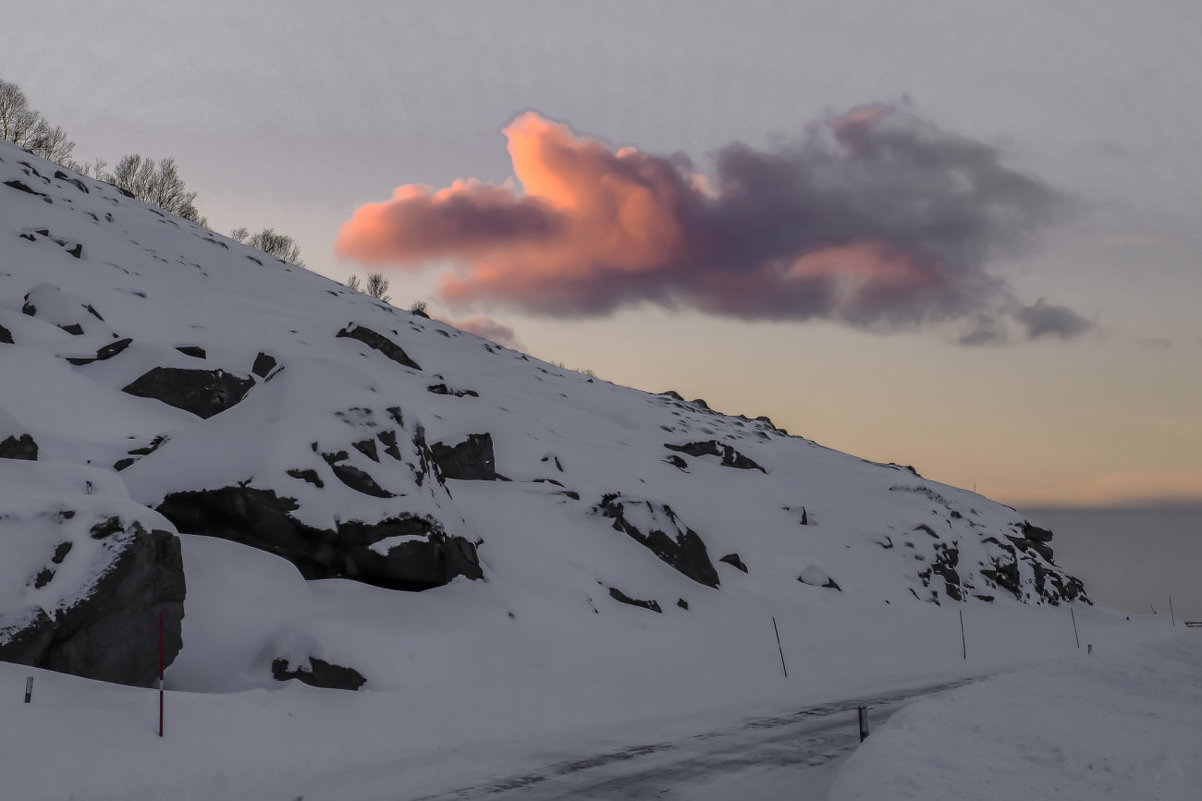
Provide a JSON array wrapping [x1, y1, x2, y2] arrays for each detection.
[[800, 507, 809, 525], [914, 524, 939, 538], [427, 383, 479, 398], [53, 170, 88, 193], [67, 337, 132, 365], [122, 367, 254, 418], [659, 390, 684, 400], [59, 323, 84, 336], [377, 430, 401, 460], [352, 439, 379, 462], [719, 553, 749, 573], [677, 598, 689, 610], [51, 542, 72, 564], [1019, 521, 1055, 543], [272, 656, 366, 691], [664, 454, 688, 471], [156, 486, 482, 591], [597, 495, 720, 588], [33, 567, 55, 588], [431, 433, 496, 481], [0, 520, 186, 687], [175, 345, 206, 359], [920, 543, 962, 601], [251, 352, 277, 378], [4, 179, 47, 197], [286, 468, 324, 488], [113, 458, 136, 471], [664, 441, 766, 473], [336, 324, 421, 370], [66, 244, 83, 259], [0, 324, 11, 344], [608, 587, 662, 613], [321, 451, 392, 497], [0, 434, 38, 460]]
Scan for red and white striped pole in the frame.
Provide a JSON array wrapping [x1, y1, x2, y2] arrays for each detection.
[[158, 610, 164, 738]]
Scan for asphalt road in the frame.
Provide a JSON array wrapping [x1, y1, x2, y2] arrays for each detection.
[[407, 679, 969, 801]]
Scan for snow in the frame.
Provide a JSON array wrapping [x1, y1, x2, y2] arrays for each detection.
[[829, 632, 1202, 801], [0, 140, 1186, 799]]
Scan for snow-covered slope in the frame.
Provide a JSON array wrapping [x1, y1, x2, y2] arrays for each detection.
[[0, 139, 1097, 692]]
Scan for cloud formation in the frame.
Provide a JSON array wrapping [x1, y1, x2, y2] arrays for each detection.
[[338, 107, 1087, 341]]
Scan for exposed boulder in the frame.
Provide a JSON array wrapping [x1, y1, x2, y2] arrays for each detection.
[[427, 383, 478, 398], [596, 494, 720, 588], [271, 656, 366, 691], [0, 324, 11, 344], [608, 587, 662, 613], [175, 345, 206, 359], [664, 440, 766, 473], [251, 351, 277, 378], [122, 367, 254, 418], [431, 433, 496, 481], [336, 324, 421, 370], [0, 433, 38, 460], [156, 486, 482, 591], [66, 337, 132, 366], [0, 467, 186, 687], [719, 553, 749, 573]]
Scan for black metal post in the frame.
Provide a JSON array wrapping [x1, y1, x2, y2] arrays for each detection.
[[959, 609, 967, 660], [772, 616, 788, 678], [858, 705, 869, 741], [23, 676, 33, 704]]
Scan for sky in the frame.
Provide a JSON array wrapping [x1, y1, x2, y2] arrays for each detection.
[[2, 0, 1199, 507]]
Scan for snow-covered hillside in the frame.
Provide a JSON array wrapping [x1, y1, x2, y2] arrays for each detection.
[[0, 139, 1093, 685], [0, 141, 1173, 799]]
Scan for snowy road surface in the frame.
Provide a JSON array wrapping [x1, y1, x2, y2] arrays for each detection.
[[408, 680, 968, 801]]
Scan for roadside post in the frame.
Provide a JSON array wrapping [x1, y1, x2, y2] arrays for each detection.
[[24, 676, 33, 703], [857, 706, 869, 742]]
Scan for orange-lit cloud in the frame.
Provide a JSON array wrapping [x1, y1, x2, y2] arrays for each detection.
[[337, 107, 1083, 341]]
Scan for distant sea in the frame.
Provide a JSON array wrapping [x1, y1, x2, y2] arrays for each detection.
[[1021, 506, 1202, 623]]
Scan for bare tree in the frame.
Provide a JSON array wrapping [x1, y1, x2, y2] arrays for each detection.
[[409, 299, 429, 317], [366, 273, 391, 303], [233, 227, 305, 267], [0, 78, 77, 164], [112, 155, 202, 222], [346, 275, 362, 291]]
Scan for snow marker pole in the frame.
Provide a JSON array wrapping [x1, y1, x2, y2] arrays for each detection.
[[24, 676, 33, 703], [771, 616, 788, 678], [1070, 607, 1080, 649], [959, 609, 967, 660], [857, 705, 869, 742], [158, 610, 164, 738], [1170, 597, 1176, 628]]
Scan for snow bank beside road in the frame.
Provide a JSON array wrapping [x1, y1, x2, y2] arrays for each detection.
[[830, 633, 1202, 801]]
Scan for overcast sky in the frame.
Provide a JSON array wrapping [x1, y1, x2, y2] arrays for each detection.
[[3, 0, 1199, 507]]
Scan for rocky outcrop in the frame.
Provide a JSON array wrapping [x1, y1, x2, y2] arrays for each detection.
[[431, 433, 496, 481], [122, 367, 254, 418], [156, 486, 482, 591], [664, 440, 765, 473], [0, 494, 186, 687], [0, 433, 38, 460], [608, 587, 662, 613], [596, 494, 720, 588], [272, 656, 366, 690], [719, 553, 748, 573], [336, 324, 422, 370]]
